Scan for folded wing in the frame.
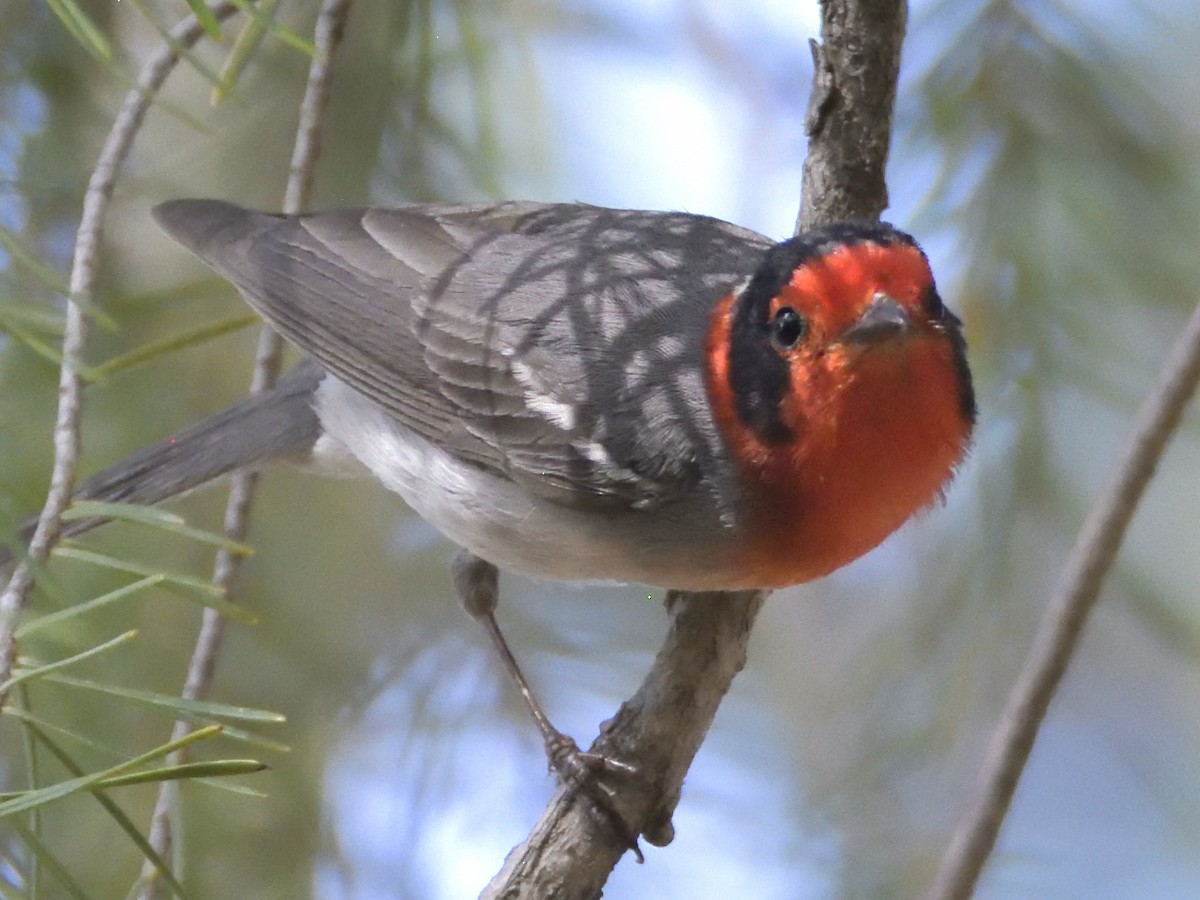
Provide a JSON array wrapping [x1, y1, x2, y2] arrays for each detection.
[[153, 199, 770, 511]]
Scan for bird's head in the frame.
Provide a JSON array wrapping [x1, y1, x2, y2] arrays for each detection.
[[705, 222, 976, 586]]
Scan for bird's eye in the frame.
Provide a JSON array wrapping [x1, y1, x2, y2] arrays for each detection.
[[770, 306, 808, 350]]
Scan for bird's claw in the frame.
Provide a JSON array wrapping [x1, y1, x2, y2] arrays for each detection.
[[546, 731, 637, 779], [544, 731, 644, 862]]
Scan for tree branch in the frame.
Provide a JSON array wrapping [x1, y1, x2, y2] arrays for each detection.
[[483, 2, 909, 895], [798, 0, 907, 230], [929, 299, 1200, 900], [482, 591, 766, 899], [137, 1, 355, 894], [0, 1, 244, 712]]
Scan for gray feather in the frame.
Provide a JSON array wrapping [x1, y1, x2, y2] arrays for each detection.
[[153, 200, 772, 512], [0, 361, 323, 568]]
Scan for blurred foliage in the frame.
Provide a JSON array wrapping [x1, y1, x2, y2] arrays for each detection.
[[0, 1, 538, 896], [1, 0, 1199, 898]]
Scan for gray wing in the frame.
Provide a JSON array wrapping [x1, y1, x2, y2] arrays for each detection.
[[153, 199, 771, 510]]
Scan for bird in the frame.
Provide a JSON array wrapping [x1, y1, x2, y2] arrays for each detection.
[[6, 199, 976, 846]]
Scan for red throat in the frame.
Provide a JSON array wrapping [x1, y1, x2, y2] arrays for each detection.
[[704, 268, 971, 588]]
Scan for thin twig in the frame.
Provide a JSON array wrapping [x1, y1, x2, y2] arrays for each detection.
[[0, 1, 241, 712], [483, 2, 909, 895], [137, 1, 355, 893], [929, 300, 1200, 900]]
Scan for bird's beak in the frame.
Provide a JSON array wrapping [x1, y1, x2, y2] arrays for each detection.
[[840, 293, 912, 346]]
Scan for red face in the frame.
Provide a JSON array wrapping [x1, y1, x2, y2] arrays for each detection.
[[705, 226, 975, 587]]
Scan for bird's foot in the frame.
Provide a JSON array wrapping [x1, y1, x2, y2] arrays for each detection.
[[544, 729, 643, 863]]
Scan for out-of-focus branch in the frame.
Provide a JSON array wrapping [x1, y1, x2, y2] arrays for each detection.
[[137, 1, 355, 894], [0, 1, 242, 712], [929, 298, 1200, 900], [483, 2, 909, 896]]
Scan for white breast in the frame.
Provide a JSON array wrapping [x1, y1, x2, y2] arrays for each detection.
[[309, 377, 743, 588]]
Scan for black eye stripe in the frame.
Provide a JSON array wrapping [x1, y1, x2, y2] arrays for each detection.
[[726, 222, 919, 445], [924, 284, 946, 318], [921, 287, 975, 423]]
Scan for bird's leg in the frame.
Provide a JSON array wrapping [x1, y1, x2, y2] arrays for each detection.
[[451, 550, 641, 856]]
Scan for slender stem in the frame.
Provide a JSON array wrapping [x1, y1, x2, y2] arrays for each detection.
[[136, 1, 356, 893], [0, 1, 243, 712], [929, 299, 1200, 900]]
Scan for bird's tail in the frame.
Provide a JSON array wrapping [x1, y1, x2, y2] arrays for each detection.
[[1, 361, 325, 568]]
